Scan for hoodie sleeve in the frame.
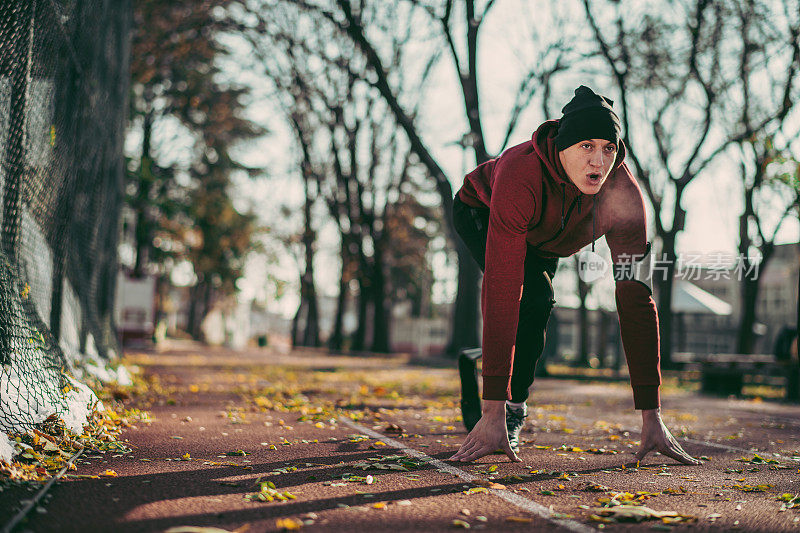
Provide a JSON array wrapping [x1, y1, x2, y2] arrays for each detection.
[[604, 168, 661, 410], [480, 153, 538, 401]]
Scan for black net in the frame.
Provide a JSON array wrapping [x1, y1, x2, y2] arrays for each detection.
[[0, 0, 130, 433]]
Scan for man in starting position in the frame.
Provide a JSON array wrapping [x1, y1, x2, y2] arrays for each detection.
[[449, 86, 699, 465]]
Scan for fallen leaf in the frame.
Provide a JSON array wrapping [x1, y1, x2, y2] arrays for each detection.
[[226, 450, 249, 456], [590, 505, 696, 524], [582, 482, 613, 492], [275, 517, 303, 530], [164, 526, 236, 533], [472, 479, 506, 490], [731, 483, 772, 492], [452, 519, 470, 528]]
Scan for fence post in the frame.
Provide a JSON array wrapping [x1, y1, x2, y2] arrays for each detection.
[[788, 334, 799, 402]]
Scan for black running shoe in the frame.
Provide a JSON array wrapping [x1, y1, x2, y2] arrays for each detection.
[[506, 403, 527, 453]]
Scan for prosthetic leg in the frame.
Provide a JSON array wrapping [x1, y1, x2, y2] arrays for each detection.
[[458, 347, 483, 432]]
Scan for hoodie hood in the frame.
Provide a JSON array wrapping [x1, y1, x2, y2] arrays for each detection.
[[532, 119, 627, 188]]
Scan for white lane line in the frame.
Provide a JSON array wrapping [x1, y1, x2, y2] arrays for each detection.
[[339, 417, 596, 533], [678, 437, 800, 462], [563, 414, 800, 462]]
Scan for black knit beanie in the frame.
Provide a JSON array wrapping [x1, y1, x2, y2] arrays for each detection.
[[554, 85, 621, 151]]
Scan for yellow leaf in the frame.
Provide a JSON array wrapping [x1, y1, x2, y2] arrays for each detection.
[[275, 517, 302, 530], [373, 502, 386, 509], [100, 469, 118, 477], [472, 479, 506, 489], [452, 519, 470, 528], [506, 517, 533, 523]]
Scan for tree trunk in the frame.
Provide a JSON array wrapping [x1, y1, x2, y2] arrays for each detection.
[[302, 273, 320, 347], [293, 166, 321, 347], [187, 280, 204, 340], [446, 237, 482, 354], [736, 275, 760, 354], [291, 297, 301, 347], [734, 166, 778, 355], [655, 234, 678, 368], [329, 275, 347, 350], [576, 259, 590, 367], [352, 277, 369, 351], [202, 281, 213, 328], [371, 242, 390, 353], [133, 110, 154, 277], [792, 240, 800, 401]]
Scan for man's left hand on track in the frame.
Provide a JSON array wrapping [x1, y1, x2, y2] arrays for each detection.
[[635, 408, 702, 465]]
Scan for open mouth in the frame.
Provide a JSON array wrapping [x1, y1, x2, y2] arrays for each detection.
[[587, 172, 602, 182]]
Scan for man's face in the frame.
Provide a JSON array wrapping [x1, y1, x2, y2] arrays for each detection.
[[558, 139, 617, 195]]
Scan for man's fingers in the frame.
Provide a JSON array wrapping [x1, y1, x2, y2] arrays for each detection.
[[649, 434, 700, 465], [458, 445, 494, 463], [664, 445, 701, 465], [663, 434, 701, 465], [450, 436, 482, 460], [450, 441, 479, 461]]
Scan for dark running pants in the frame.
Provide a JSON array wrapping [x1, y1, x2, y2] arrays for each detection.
[[452, 195, 558, 403]]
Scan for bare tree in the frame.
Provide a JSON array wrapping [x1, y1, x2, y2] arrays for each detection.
[[244, 2, 442, 351], [583, 0, 800, 365], [279, 0, 576, 355], [728, 0, 800, 353]]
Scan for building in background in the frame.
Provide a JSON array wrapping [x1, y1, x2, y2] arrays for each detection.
[[692, 242, 799, 354], [114, 273, 156, 346]]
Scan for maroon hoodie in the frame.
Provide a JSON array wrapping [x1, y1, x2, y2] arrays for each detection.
[[457, 120, 661, 410]]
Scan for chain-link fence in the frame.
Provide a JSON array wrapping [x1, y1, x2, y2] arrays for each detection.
[[0, 0, 130, 433]]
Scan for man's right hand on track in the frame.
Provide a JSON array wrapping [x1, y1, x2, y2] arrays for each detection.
[[449, 399, 521, 463]]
